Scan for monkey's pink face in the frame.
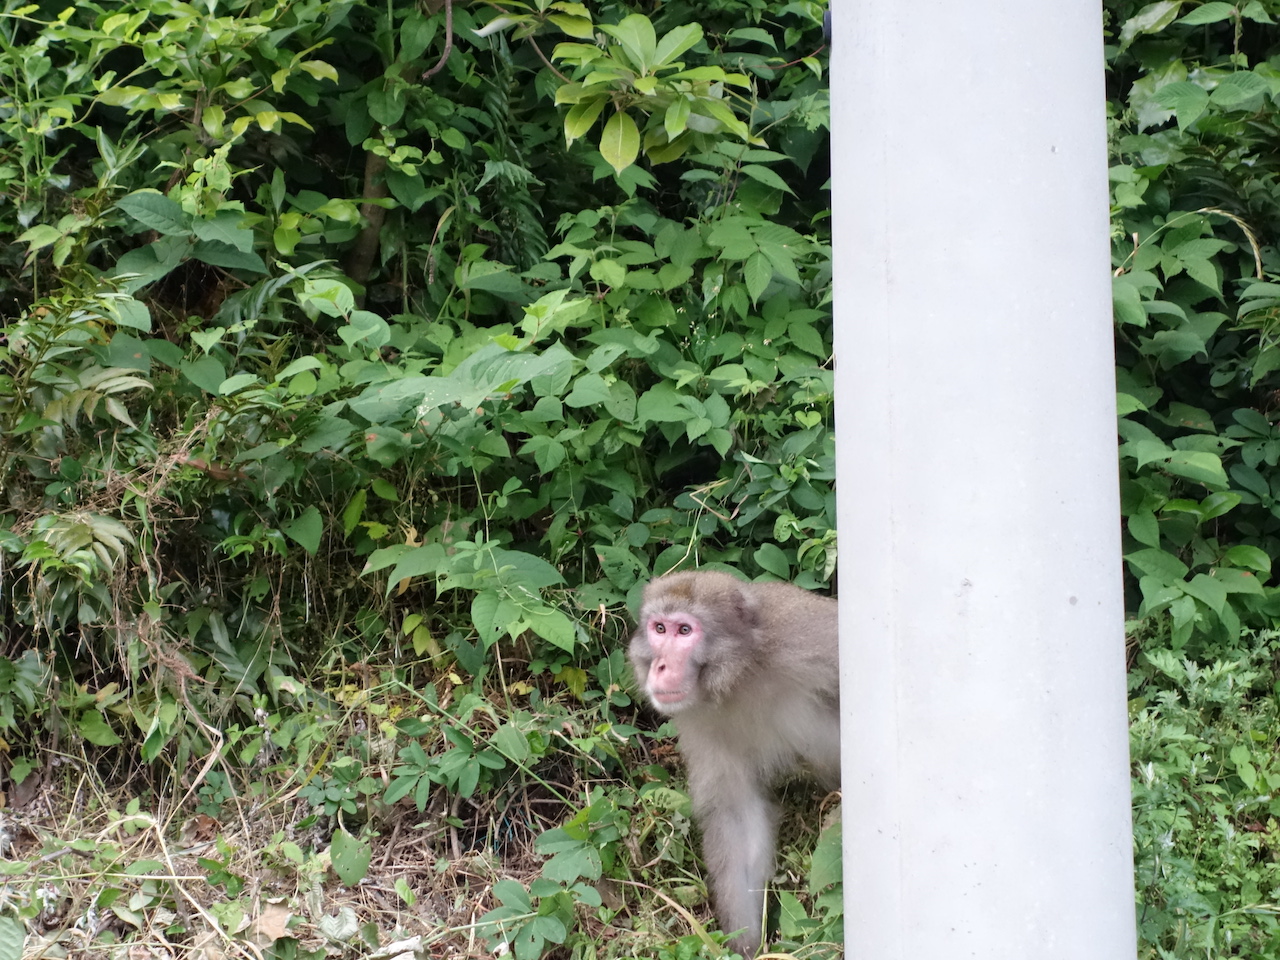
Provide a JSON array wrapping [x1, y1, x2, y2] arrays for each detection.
[[643, 613, 704, 712]]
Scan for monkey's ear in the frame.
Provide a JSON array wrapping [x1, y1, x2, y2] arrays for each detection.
[[732, 581, 761, 628]]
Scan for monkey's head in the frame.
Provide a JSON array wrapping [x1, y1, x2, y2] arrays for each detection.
[[628, 570, 761, 714]]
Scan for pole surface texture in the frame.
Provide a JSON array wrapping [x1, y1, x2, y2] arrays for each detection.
[[831, 4, 1137, 958]]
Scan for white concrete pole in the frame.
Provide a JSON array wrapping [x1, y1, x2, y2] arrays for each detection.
[[830, 4, 1136, 959]]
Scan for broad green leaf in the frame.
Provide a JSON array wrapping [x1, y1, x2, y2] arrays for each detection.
[[726, 27, 778, 49], [654, 22, 702, 67], [754, 542, 790, 579], [744, 251, 771, 302], [520, 435, 567, 473], [1178, 1, 1235, 23], [1230, 463, 1270, 498], [491, 724, 531, 762], [191, 211, 255, 251], [1199, 491, 1241, 519], [343, 490, 367, 536], [589, 258, 627, 288], [299, 59, 338, 82], [282, 506, 323, 556], [109, 296, 152, 332], [548, 13, 595, 39], [664, 97, 691, 140], [1154, 81, 1208, 131], [1183, 573, 1227, 613], [605, 380, 637, 421], [401, 12, 439, 60], [18, 224, 61, 251], [527, 608, 577, 652], [1125, 547, 1189, 584], [180, 356, 227, 394], [809, 820, 842, 891], [387, 544, 448, 585], [564, 97, 606, 143], [367, 87, 405, 126], [1210, 70, 1268, 109], [1222, 544, 1272, 574], [1213, 567, 1266, 594], [79, 709, 122, 746], [0, 913, 27, 960], [1117, 393, 1146, 416], [117, 190, 192, 236], [275, 356, 324, 381], [1127, 510, 1160, 548], [565, 372, 613, 407], [789, 319, 827, 358], [740, 163, 795, 195], [330, 830, 372, 887], [637, 383, 690, 423], [542, 843, 602, 883], [1242, 0, 1274, 21], [1120, 1, 1183, 48], [192, 240, 268, 274], [218, 373, 259, 395], [1163, 450, 1228, 487], [599, 14, 657, 73], [599, 111, 640, 174]]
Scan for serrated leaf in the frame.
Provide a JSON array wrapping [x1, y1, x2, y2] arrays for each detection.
[[1178, 1, 1235, 23], [740, 163, 795, 195], [1154, 81, 1208, 131], [1210, 70, 1269, 108], [744, 251, 771, 302]]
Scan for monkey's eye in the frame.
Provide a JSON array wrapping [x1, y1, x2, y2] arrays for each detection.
[[654, 623, 665, 634], [678, 624, 691, 635]]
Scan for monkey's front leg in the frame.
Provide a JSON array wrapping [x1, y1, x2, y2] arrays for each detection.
[[692, 774, 778, 955]]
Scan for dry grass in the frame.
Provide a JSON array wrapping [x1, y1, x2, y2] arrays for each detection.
[[0, 724, 729, 960]]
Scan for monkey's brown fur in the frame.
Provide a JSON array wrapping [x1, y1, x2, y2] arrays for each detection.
[[630, 569, 839, 954]]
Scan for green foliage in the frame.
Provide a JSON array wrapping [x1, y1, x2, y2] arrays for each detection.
[[1109, 0, 1280, 655], [1111, 3, 1280, 954], [23, 0, 1280, 955], [1130, 633, 1280, 957]]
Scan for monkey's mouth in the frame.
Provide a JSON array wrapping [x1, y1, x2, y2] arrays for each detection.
[[651, 688, 688, 706]]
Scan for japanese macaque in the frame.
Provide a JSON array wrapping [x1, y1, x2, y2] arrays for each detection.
[[629, 569, 840, 955]]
